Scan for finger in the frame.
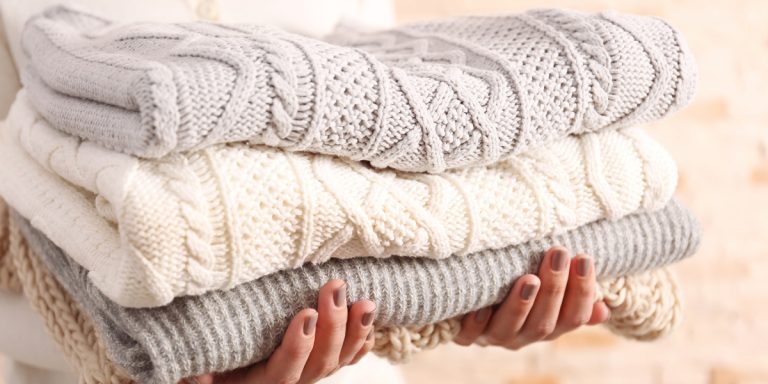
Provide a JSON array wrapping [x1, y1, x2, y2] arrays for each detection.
[[516, 247, 571, 346], [454, 306, 494, 346], [244, 308, 317, 384], [349, 328, 375, 365], [587, 302, 611, 325], [299, 280, 348, 383], [548, 254, 596, 340], [482, 274, 540, 346], [182, 375, 213, 384], [338, 300, 376, 365]]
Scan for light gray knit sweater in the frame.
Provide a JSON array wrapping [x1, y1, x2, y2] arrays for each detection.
[[22, 6, 696, 172], [16, 200, 700, 384]]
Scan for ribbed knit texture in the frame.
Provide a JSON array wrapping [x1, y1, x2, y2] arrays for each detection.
[[9, 208, 685, 384], [0, 92, 678, 307], [15, 200, 700, 384], [6, 212, 133, 384], [0, 198, 22, 293], [21, 6, 696, 171]]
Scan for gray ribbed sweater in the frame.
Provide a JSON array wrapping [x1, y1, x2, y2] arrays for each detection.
[[16, 200, 700, 384], [22, 6, 696, 172]]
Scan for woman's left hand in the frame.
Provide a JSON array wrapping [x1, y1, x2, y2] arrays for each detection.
[[453, 247, 611, 349]]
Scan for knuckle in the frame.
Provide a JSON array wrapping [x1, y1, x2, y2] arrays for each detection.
[[573, 280, 595, 296], [506, 342, 524, 351], [564, 314, 590, 328], [510, 305, 531, 319], [316, 360, 340, 377], [453, 336, 473, 346], [482, 333, 505, 346], [275, 376, 301, 384], [541, 283, 566, 297], [284, 343, 312, 360], [528, 321, 556, 339], [327, 319, 349, 334]]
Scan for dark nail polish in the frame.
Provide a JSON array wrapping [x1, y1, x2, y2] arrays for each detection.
[[334, 284, 347, 307], [362, 311, 375, 326], [304, 314, 317, 335], [577, 257, 591, 277], [474, 307, 492, 323], [521, 283, 538, 300], [551, 249, 568, 272]]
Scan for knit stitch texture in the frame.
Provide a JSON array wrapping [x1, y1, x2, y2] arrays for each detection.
[[0, 198, 21, 293], [15, 200, 700, 384], [0, 92, 678, 307], [7, 213, 132, 384], [21, 6, 696, 172], [9, 211, 685, 383]]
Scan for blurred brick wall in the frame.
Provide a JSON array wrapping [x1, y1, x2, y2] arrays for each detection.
[[394, 0, 768, 383]]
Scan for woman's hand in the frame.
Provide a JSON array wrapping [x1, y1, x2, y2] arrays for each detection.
[[454, 247, 611, 349], [185, 279, 376, 384]]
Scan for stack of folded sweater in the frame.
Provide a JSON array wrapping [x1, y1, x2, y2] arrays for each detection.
[[0, 5, 700, 384]]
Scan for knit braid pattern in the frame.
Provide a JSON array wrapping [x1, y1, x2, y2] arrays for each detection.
[[0, 93, 678, 307], [0, 198, 22, 293], [13, 199, 700, 384], [373, 267, 683, 362], [22, 6, 696, 172], [9, 210, 682, 383], [7, 213, 132, 384]]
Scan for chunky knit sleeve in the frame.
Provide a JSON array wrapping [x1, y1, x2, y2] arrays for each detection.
[[22, 6, 695, 172]]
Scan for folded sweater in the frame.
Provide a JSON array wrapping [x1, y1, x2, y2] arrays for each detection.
[[9, 211, 687, 384], [15, 199, 700, 384], [21, 6, 696, 171], [0, 92, 677, 307], [9, 209, 687, 384]]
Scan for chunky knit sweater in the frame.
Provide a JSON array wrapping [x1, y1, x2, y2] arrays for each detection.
[[8, 208, 687, 383], [15, 200, 700, 384], [22, 6, 696, 171], [0, 93, 678, 307]]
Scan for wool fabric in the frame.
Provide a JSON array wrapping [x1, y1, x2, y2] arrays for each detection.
[[14, 199, 700, 384], [0, 92, 678, 307], [0, 198, 22, 293], [21, 6, 696, 172], [9, 211, 683, 383], [6, 212, 133, 384], [372, 266, 684, 362], [8, 211, 685, 383]]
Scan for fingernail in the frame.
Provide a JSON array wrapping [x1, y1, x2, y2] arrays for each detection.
[[303, 314, 317, 335], [551, 249, 568, 272], [362, 311, 375, 327], [474, 307, 492, 323], [520, 283, 538, 300], [367, 330, 374, 341], [334, 284, 347, 307], [577, 257, 592, 277]]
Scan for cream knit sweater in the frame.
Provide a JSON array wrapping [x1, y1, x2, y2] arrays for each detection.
[[0, 92, 677, 307]]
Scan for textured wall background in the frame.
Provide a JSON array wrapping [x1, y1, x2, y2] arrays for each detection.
[[394, 0, 768, 383]]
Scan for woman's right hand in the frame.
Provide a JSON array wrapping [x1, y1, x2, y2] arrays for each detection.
[[185, 279, 376, 384]]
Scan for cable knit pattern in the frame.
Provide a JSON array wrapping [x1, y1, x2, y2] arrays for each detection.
[[14, 200, 700, 384], [0, 199, 22, 293], [11, 210, 687, 384], [0, 93, 678, 307], [21, 6, 696, 172]]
